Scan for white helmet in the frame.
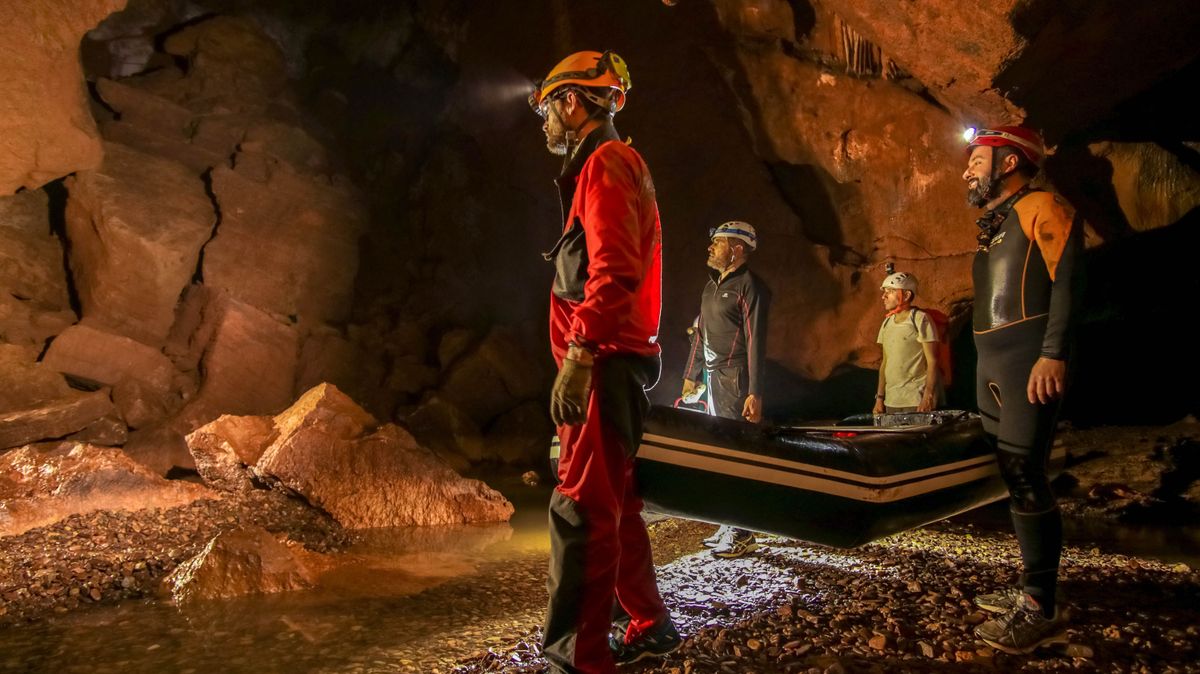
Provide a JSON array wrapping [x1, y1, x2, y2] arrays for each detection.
[[881, 272, 918, 293], [709, 221, 757, 250]]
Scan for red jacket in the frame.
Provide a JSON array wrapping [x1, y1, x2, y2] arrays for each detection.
[[546, 123, 662, 364]]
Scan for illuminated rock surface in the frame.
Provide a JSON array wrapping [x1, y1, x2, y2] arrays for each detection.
[[0, 442, 211, 537]]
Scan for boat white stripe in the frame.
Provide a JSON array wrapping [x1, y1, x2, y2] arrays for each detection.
[[641, 432, 996, 484], [637, 444, 1067, 503]]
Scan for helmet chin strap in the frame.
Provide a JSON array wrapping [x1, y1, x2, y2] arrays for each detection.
[[548, 90, 613, 168], [981, 149, 1017, 202]]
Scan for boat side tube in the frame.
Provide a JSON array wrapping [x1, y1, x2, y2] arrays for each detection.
[[634, 406, 1065, 548]]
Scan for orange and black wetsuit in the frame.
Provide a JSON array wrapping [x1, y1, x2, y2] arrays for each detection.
[[972, 186, 1085, 617]]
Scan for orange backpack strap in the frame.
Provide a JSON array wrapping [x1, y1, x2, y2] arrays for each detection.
[[913, 307, 953, 387]]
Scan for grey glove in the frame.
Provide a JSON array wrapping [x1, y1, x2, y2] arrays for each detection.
[[550, 357, 593, 426]]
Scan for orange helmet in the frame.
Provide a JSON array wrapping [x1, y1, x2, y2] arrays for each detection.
[[529, 50, 631, 116], [964, 125, 1046, 166]]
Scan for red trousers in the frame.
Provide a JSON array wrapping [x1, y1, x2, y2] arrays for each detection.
[[542, 361, 668, 674]]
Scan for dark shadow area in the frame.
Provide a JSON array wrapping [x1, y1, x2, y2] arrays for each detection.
[[1061, 207, 1200, 426], [1001, 0, 1200, 144], [40, 177, 82, 318], [766, 161, 862, 265], [1044, 144, 1135, 243], [761, 361, 876, 423]]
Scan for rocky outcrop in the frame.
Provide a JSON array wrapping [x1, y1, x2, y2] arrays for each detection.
[[186, 414, 277, 492], [486, 402, 554, 465], [172, 290, 300, 432], [1088, 142, 1200, 236], [202, 161, 366, 329], [0, 345, 116, 450], [188, 383, 514, 528], [0, 442, 212, 537], [438, 327, 546, 426], [0, 190, 75, 348], [41, 324, 176, 391], [0, 0, 127, 193], [405, 395, 483, 471], [64, 142, 215, 346], [164, 526, 331, 604]]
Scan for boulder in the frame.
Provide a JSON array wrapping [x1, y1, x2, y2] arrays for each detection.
[[159, 16, 289, 113], [0, 389, 115, 451], [405, 395, 483, 470], [0, 0, 127, 193], [0, 190, 75, 347], [0, 442, 212, 537], [295, 329, 364, 399], [386, 356, 440, 397], [202, 160, 367, 328], [164, 526, 331, 604], [0, 189, 71, 309], [437, 327, 475, 369], [186, 414, 277, 492], [438, 327, 547, 425], [1090, 142, 1200, 235], [64, 142, 216, 345], [41, 323, 176, 391], [171, 291, 299, 432], [121, 425, 193, 476], [112, 377, 175, 430], [255, 384, 513, 528], [93, 78, 231, 174], [486, 402, 554, 465], [65, 414, 128, 446], [0, 344, 72, 412]]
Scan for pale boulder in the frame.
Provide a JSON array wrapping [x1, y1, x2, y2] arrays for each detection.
[[202, 161, 366, 328]]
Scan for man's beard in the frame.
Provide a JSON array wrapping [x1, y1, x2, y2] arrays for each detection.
[[966, 173, 994, 208], [545, 133, 568, 156]]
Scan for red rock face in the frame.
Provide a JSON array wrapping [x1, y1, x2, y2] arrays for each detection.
[[0, 0, 128, 193]]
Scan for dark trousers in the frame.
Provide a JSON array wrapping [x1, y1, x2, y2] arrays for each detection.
[[542, 355, 668, 674], [975, 317, 1064, 615], [705, 364, 748, 420]]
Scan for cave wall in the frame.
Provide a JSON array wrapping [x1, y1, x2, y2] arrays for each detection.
[[3, 0, 1200, 464]]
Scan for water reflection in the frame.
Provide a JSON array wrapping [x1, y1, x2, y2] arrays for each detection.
[[0, 503, 553, 674]]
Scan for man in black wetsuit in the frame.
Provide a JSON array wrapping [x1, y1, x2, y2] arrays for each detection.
[[681, 221, 770, 558], [961, 125, 1085, 654]]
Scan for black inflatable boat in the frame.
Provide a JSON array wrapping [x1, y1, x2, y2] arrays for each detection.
[[635, 406, 1066, 548]]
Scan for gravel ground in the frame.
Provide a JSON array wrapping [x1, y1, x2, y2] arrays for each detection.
[[0, 488, 347, 626], [4, 423, 1200, 672], [452, 519, 1200, 674]]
